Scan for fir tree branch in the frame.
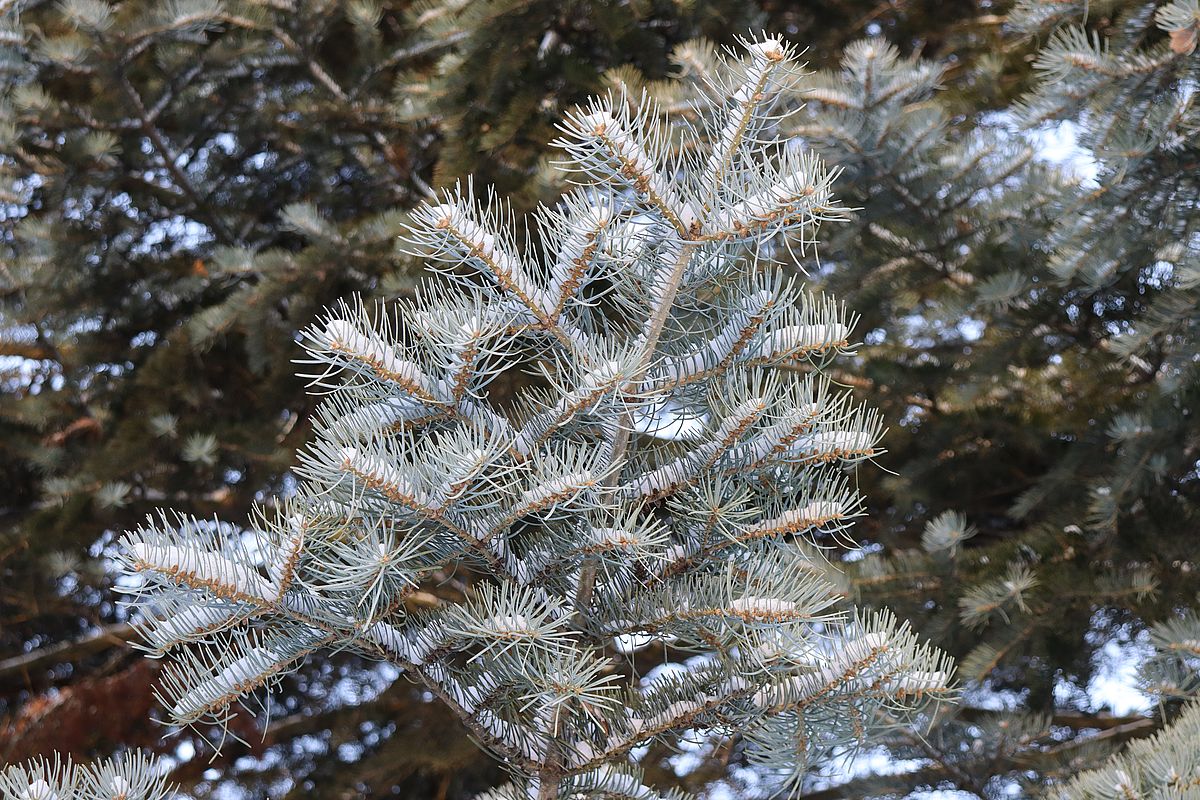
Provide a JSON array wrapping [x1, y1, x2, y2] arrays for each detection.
[[106, 36, 953, 799]]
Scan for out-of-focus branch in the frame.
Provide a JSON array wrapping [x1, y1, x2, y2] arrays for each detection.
[[0, 623, 136, 688], [799, 712, 1159, 800]]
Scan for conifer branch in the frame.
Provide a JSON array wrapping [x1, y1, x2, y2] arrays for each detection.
[[108, 35, 953, 800]]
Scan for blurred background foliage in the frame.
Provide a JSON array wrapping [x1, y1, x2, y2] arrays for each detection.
[[1, 0, 1198, 797]]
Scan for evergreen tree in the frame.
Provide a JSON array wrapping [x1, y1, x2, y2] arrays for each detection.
[[0, 2, 1021, 794], [6, 0, 1197, 797], [395, 0, 1019, 214], [2, 34, 956, 800]]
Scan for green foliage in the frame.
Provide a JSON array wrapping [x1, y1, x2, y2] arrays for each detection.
[[1143, 609, 1200, 700]]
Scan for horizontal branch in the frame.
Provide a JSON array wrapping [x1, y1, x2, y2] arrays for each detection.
[[0, 623, 136, 688]]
